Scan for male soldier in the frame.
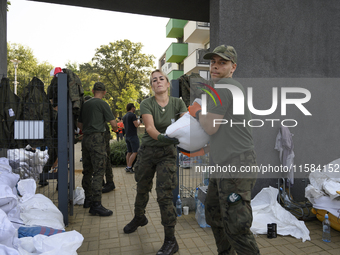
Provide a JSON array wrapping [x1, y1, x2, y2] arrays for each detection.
[[189, 45, 260, 254], [84, 95, 115, 194], [122, 103, 140, 173], [78, 82, 118, 216]]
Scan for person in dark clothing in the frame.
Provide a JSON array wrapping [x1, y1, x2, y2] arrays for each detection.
[[78, 82, 118, 216], [122, 103, 140, 173]]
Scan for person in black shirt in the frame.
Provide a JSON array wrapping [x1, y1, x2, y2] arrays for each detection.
[[122, 103, 140, 173]]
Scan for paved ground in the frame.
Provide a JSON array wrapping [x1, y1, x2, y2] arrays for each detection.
[[64, 143, 340, 255]]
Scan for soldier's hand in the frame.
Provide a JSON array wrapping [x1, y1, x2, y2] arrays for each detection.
[[188, 101, 201, 118], [157, 134, 180, 145]]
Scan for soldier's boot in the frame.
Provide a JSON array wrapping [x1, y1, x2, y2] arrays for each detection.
[[89, 201, 113, 216], [156, 236, 179, 255], [102, 181, 115, 193], [83, 196, 92, 208], [123, 215, 148, 234]]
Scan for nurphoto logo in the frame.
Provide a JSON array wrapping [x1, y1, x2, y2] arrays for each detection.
[[199, 83, 312, 128]]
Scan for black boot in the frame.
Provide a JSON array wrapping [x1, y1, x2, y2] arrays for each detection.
[[102, 182, 115, 193], [156, 237, 179, 255], [123, 215, 148, 234], [89, 201, 113, 216], [83, 196, 92, 208], [38, 180, 49, 187]]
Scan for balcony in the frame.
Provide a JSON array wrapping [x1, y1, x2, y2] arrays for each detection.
[[166, 43, 188, 63], [184, 21, 210, 44], [161, 62, 179, 75], [168, 70, 184, 81], [166, 19, 188, 38], [184, 48, 210, 74]]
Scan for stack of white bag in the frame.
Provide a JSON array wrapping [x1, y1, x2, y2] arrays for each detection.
[[0, 157, 84, 254], [165, 99, 209, 152], [251, 186, 310, 242], [305, 158, 340, 218], [7, 148, 49, 181]]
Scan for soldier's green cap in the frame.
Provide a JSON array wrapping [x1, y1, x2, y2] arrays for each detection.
[[93, 82, 106, 91], [203, 45, 237, 64], [84, 95, 92, 101]]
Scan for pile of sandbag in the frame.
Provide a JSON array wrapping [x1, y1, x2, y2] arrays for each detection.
[[305, 158, 340, 230], [0, 157, 84, 254], [7, 147, 49, 181]]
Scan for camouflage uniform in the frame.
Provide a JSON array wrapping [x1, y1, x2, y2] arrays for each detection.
[[104, 123, 113, 183], [134, 144, 177, 237], [205, 150, 260, 255], [81, 132, 107, 202]]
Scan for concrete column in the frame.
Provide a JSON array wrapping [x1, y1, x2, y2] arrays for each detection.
[[209, 0, 340, 201], [0, 0, 7, 77], [209, 0, 340, 78]]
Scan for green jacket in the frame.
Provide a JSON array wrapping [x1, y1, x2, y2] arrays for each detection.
[[0, 77, 24, 148], [22, 77, 54, 148]]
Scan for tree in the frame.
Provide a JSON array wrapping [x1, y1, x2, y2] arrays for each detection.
[[65, 61, 100, 93], [7, 1, 11, 11], [91, 39, 154, 116], [7, 43, 54, 95]]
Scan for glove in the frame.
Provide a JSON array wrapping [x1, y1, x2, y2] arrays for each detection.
[[157, 134, 179, 145], [179, 147, 205, 157], [188, 101, 201, 118]]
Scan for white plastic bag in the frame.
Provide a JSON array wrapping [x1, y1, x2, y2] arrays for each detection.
[[251, 186, 310, 242], [18, 231, 84, 255], [0, 184, 18, 214], [73, 187, 85, 205], [19, 194, 65, 230], [17, 179, 36, 203], [0, 209, 17, 248], [0, 244, 19, 255], [166, 112, 209, 151]]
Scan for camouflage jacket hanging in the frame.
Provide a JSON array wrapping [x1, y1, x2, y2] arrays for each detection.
[[177, 73, 210, 107], [0, 77, 24, 148], [21, 77, 53, 148], [47, 68, 84, 119]]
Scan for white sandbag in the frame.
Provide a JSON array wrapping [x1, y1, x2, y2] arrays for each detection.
[[0, 184, 18, 214], [322, 179, 340, 200], [73, 187, 85, 205], [18, 231, 83, 255], [0, 244, 19, 255], [0, 209, 17, 248], [17, 179, 36, 203], [251, 186, 310, 242], [166, 112, 209, 151], [0, 171, 20, 189], [19, 194, 65, 230], [0, 157, 13, 173], [6, 149, 30, 164]]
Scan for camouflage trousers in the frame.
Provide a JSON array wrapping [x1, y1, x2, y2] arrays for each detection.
[[104, 136, 113, 183], [205, 150, 260, 255], [81, 133, 106, 202], [134, 144, 177, 237]]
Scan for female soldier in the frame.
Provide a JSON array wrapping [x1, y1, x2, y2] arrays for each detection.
[[123, 69, 187, 255]]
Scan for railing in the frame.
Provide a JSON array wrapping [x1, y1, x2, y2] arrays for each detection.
[[197, 22, 210, 28], [197, 49, 210, 65]]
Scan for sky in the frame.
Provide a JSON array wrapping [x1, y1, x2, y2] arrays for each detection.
[[7, 0, 177, 68]]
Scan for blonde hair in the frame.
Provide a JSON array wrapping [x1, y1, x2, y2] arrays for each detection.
[[149, 69, 169, 86]]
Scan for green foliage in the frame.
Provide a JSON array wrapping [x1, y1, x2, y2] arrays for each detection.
[[109, 133, 143, 166], [110, 140, 127, 166], [65, 61, 100, 92], [91, 39, 155, 116], [7, 43, 53, 94], [7, 1, 11, 11]]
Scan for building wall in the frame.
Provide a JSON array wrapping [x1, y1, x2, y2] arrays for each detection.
[[209, 0, 340, 201]]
